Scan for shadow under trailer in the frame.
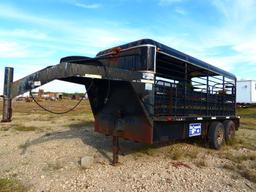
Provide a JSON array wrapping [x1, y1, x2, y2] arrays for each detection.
[[1, 39, 240, 165]]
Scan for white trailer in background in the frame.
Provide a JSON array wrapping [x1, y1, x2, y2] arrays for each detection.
[[236, 80, 256, 104]]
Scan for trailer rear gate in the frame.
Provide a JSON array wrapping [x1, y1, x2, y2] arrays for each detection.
[[2, 39, 240, 164]]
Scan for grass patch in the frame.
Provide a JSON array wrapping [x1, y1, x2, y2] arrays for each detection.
[[219, 150, 256, 164], [240, 126, 256, 131], [185, 147, 200, 159], [221, 106, 256, 182], [226, 137, 245, 147], [0, 126, 10, 132], [13, 125, 37, 132], [223, 162, 256, 183], [68, 120, 94, 129], [168, 146, 183, 160], [32, 115, 56, 121], [132, 143, 202, 160], [194, 159, 207, 167], [222, 163, 236, 171], [233, 130, 256, 150], [220, 148, 256, 183], [240, 170, 256, 183], [0, 178, 27, 192], [238, 164, 256, 183], [166, 144, 201, 160], [137, 144, 157, 156], [132, 144, 159, 157], [240, 117, 256, 130], [237, 106, 256, 117]]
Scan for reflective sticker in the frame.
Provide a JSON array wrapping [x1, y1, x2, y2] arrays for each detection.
[[141, 79, 154, 84], [145, 83, 153, 90], [189, 123, 201, 137], [33, 81, 41, 86], [142, 72, 154, 80], [84, 74, 102, 79]]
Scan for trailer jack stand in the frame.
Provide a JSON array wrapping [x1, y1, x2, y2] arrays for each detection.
[[112, 136, 120, 165]]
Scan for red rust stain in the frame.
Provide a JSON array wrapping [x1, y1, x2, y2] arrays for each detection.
[[171, 162, 192, 169], [94, 116, 153, 144], [111, 47, 122, 54], [108, 47, 122, 65]]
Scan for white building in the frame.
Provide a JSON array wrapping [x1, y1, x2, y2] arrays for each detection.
[[237, 80, 256, 104]]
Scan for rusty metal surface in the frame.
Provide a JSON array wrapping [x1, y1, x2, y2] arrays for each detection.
[[112, 136, 120, 165], [11, 61, 144, 99], [6, 50, 155, 142], [2, 67, 13, 122], [86, 79, 153, 144], [97, 46, 155, 72], [1, 98, 12, 122]]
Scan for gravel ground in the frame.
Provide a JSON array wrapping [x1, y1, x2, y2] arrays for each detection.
[[0, 118, 255, 192]]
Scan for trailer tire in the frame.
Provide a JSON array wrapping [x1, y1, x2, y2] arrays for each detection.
[[223, 120, 235, 142], [208, 122, 225, 149]]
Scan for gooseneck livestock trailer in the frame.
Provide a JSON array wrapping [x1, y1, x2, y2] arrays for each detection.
[[1, 39, 240, 164]]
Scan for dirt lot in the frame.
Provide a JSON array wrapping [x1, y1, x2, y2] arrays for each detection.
[[0, 100, 255, 192]]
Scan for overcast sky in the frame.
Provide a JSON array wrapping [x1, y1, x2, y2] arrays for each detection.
[[0, 0, 256, 94]]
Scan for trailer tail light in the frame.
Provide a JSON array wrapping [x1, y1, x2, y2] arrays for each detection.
[[167, 116, 173, 121]]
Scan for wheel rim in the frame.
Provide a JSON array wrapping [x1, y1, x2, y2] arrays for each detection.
[[217, 127, 224, 145]]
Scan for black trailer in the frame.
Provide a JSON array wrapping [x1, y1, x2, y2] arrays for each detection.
[[1, 39, 240, 164]]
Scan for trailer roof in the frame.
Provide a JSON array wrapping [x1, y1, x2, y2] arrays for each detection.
[[97, 39, 236, 80]]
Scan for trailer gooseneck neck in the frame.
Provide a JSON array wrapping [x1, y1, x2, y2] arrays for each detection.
[[1, 39, 240, 165]]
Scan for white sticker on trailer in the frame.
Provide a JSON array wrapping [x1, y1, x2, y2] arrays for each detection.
[[84, 74, 102, 79], [189, 123, 201, 137], [145, 83, 153, 90], [33, 81, 41, 86]]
